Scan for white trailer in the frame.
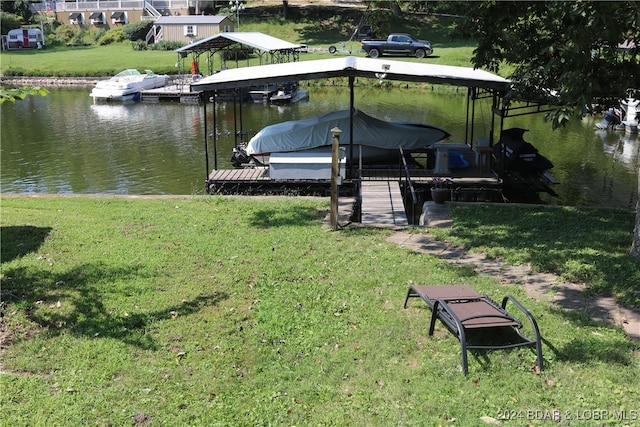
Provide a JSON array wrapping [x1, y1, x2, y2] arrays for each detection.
[[4, 27, 44, 50]]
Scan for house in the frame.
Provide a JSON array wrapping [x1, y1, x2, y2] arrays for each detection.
[[151, 16, 234, 45], [64, 10, 140, 27], [29, 2, 233, 45]]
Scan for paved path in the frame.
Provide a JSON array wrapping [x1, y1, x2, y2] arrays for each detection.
[[387, 202, 640, 341]]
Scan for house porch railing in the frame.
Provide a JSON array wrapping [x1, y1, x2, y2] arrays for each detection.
[[32, 1, 190, 12]]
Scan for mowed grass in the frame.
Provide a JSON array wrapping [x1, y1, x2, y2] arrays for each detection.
[[0, 11, 491, 77], [1, 196, 638, 426]]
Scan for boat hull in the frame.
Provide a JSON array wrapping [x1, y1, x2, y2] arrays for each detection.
[[269, 90, 309, 104], [90, 69, 169, 102]]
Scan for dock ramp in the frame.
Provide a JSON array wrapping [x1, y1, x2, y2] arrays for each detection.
[[360, 181, 408, 227]]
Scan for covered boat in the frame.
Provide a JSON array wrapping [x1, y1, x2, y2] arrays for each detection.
[[233, 109, 450, 166], [90, 69, 169, 102]]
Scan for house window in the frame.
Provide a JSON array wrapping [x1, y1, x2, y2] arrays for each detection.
[[223, 25, 231, 32], [111, 12, 126, 25], [69, 13, 83, 25], [90, 12, 104, 25], [184, 25, 197, 37]]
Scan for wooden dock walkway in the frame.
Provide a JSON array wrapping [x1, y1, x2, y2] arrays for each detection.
[[141, 84, 200, 103], [360, 181, 408, 227]]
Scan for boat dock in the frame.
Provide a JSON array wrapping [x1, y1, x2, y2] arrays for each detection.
[[206, 166, 503, 227], [141, 82, 201, 103]]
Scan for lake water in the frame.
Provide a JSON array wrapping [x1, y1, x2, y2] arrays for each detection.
[[1, 85, 638, 209]]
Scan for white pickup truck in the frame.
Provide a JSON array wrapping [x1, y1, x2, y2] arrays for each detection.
[[361, 33, 433, 59]]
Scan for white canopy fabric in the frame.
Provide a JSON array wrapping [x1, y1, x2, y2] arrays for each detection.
[[246, 109, 450, 156], [192, 56, 511, 92], [176, 32, 300, 55]]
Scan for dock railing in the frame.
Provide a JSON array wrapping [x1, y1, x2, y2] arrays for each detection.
[[398, 147, 418, 207]]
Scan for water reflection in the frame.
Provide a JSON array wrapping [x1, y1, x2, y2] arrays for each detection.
[[0, 86, 637, 209]]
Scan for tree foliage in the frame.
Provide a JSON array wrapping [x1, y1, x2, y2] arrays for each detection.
[[0, 11, 24, 33], [121, 20, 153, 42], [0, 87, 48, 104], [1, 0, 32, 22], [455, 1, 639, 128], [455, 1, 640, 259]]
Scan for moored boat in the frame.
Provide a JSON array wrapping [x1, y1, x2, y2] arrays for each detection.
[[231, 109, 450, 167], [269, 83, 309, 104], [90, 69, 169, 102], [248, 83, 279, 103]]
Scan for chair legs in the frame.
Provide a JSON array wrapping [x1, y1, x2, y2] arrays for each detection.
[[406, 286, 544, 376], [501, 295, 544, 372]]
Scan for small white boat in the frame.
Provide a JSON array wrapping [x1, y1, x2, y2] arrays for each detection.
[[269, 83, 309, 104], [90, 69, 169, 102]]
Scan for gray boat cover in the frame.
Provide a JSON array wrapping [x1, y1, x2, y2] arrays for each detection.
[[246, 109, 450, 155]]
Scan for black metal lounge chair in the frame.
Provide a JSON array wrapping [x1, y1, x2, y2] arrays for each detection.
[[403, 285, 543, 375]]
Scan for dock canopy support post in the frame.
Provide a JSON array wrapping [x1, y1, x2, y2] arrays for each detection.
[[203, 91, 210, 187], [330, 127, 342, 231]]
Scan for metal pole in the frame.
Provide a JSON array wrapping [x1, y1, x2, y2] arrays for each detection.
[[203, 91, 209, 190], [212, 92, 218, 171], [233, 89, 238, 145], [330, 127, 342, 231], [349, 75, 355, 179]]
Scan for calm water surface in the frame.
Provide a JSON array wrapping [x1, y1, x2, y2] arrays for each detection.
[[1, 86, 637, 209]]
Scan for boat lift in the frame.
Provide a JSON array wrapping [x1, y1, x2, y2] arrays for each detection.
[[192, 56, 513, 183]]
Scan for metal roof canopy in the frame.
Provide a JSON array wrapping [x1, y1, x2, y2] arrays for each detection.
[[195, 56, 512, 178], [176, 32, 301, 56], [192, 56, 511, 92], [175, 32, 303, 73]]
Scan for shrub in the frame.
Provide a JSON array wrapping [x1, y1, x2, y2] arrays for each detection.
[[53, 24, 82, 44], [121, 20, 153, 41], [44, 33, 63, 47], [132, 40, 147, 51], [97, 27, 125, 45], [148, 40, 184, 51], [84, 27, 106, 44]]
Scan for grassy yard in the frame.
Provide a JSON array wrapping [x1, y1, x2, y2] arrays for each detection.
[[1, 196, 638, 425], [0, 9, 491, 77], [2, 6, 638, 425]]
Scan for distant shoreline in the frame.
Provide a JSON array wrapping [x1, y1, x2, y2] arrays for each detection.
[[1, 76, 101, 87], [1, 75, 186, 88]]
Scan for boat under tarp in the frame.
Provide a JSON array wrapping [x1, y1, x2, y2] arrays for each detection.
[[245, 109, 450, 164]]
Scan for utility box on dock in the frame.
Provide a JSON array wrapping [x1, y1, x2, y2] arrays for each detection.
[[270, 148, 346, 181]]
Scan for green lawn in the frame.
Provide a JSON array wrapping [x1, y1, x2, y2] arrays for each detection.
[[1, 196, 638, 425], [1, 8, 638, 425], [0, 11, 492, 77]]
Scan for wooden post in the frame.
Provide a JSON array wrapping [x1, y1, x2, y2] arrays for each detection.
[[330, 127, 342, 231]]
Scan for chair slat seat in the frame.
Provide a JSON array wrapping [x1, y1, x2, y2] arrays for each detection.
[[404, 285, 543, 375], [444, 301, 519, 329]]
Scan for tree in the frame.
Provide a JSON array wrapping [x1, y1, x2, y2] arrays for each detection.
[[455, 1, 640, 258], [0, 87, 48, 104], [2, 0, 33, 22]]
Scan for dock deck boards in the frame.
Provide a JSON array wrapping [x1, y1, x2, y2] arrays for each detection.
[[141, 84, 200, 103], [360, 181, 408, 227], [209, 167, 271, 182]]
